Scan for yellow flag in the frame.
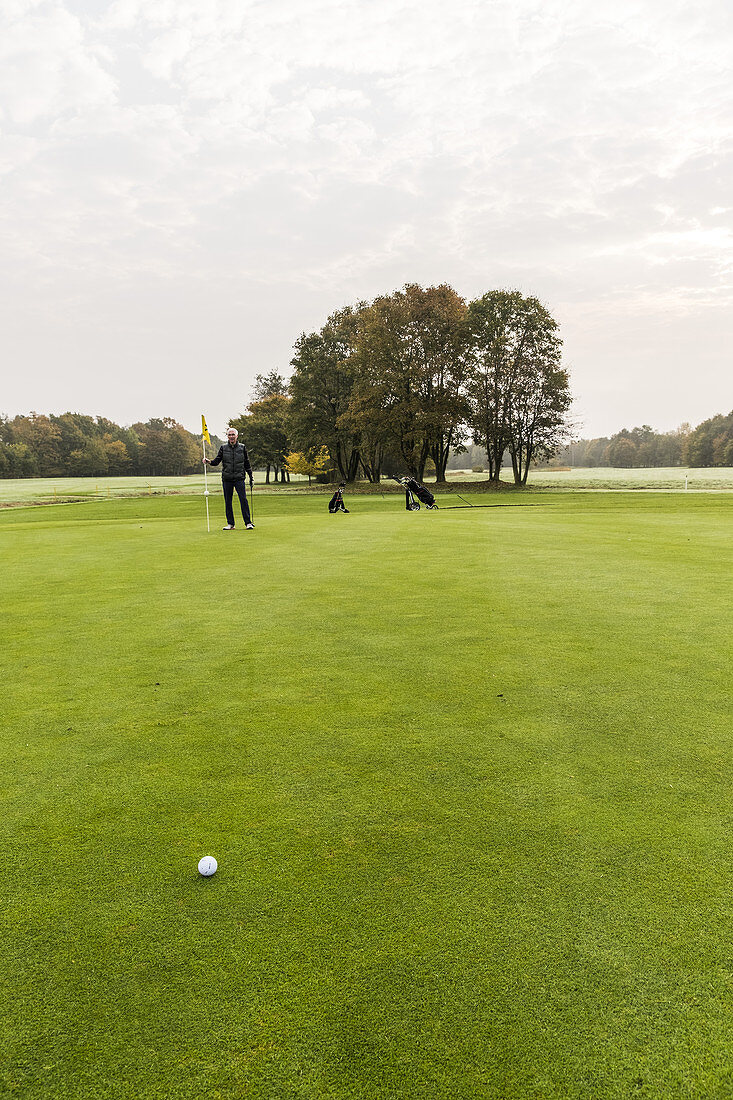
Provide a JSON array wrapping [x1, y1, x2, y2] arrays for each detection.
[[201, 414, 210, 444]]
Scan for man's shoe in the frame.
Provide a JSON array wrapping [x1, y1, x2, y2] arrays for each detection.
[[246, 523, 255, 530], [222, 524, 235, 530]]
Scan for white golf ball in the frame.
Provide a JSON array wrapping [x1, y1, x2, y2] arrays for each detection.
[[198, 855, 218, 877]]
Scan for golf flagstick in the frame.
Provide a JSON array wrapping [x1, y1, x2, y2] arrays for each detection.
[[203, 437, 210, 532], [201, 414, 211, 532]]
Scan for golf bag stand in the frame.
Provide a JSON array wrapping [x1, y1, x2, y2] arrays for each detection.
[[394, 476, 438, 510], [328, 482, 349, 513]]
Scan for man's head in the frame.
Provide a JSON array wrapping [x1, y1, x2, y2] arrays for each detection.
[[226, 428, 238, 444]]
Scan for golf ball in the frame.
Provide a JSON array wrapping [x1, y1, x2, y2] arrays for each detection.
[[198, 855, 218, 877]]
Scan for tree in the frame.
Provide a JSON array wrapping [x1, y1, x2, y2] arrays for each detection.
[[349, 284, 470, 481], [605, 434, 638, 468], [10, 413, 64, 475], [165, 425, 199, 475], [68, 438, 109, 476], [231, 395, 291, 483], [132, 418, 200, 476], [96, 417, 140, 473], [684, 411, 733, 467], [508, 359, 572, 484], [51, 413, 90, 466], [0, 441, 38, 477], [467, 292, 570, 484], [284, 446, 331, 483], [118, 426, 143, 473], [103, 439, 132, 475], [251, 371, 289, 401], [289, 306, 366, 482]]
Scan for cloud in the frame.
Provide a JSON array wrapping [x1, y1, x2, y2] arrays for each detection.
[[0, 1, 116, 126], [0, 0, 731, 434]]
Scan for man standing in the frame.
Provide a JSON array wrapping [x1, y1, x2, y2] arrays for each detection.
[[204, 427, 255, 530]]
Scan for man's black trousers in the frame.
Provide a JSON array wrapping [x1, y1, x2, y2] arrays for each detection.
[[223, 479, 252, 526]]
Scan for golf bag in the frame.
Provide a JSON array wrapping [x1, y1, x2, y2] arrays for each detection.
[[398, 476, 438, 511], [328, 484, 349, 513]]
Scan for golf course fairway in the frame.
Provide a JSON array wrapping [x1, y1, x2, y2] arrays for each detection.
[[2, 491, 731, 1098]]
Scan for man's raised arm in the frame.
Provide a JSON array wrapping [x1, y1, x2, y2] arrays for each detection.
[[204, 446, 224, 467]]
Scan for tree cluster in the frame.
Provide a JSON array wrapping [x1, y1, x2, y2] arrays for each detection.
[[282, 285, 572, 485], [554, 425, 690, 468], [683, 411, 733, 467], [0, 413, 221, 479], [551, 413, 732, 469]]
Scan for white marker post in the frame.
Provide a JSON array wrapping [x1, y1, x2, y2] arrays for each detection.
[[203, 435, 210, 532]]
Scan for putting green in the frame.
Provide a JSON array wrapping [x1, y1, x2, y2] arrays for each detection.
[[1, 492, 731, 1098]]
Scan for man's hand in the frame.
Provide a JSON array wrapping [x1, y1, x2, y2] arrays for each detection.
[[249, 476, 254, 486], [203, 458, 210, 465]]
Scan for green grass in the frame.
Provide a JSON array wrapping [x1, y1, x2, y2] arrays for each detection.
[[2, 492, 732, 1098], [445, 467, 733, 489], [522, 467, 733, 490], [2, 466, 732, 506], [0, 472, 305, 505]]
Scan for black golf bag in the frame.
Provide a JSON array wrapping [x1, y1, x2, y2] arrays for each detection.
[[398, 477, 438, 511], [328, 484, 349, 513]]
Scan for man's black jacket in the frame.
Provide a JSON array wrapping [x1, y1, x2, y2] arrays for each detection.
[[210, 442, 253, 482]]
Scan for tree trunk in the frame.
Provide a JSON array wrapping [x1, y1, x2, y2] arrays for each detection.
[[431, 443, 450, 483], [487, 445, 502, 482], [400, 436, 419, 478], [265, 465, 271, 484], [416, 440, 431, 482], [511, 449, 522, 485], [361, 444, 382, 483], [431, 429, 453, 484], [521, 444, 533, 484], [347, 449, 361, 482], [336, 443, 349, 482]]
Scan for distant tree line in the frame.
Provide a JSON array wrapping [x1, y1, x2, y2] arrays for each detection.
[[554, 425, 689, 469], [549, 413, 733, 468], [446, 443, 493, 472], [0, 413, 223, 478], [228, 284, 573, 485]]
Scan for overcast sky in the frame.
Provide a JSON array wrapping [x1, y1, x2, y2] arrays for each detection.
[[1, 0, 731, 439]]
